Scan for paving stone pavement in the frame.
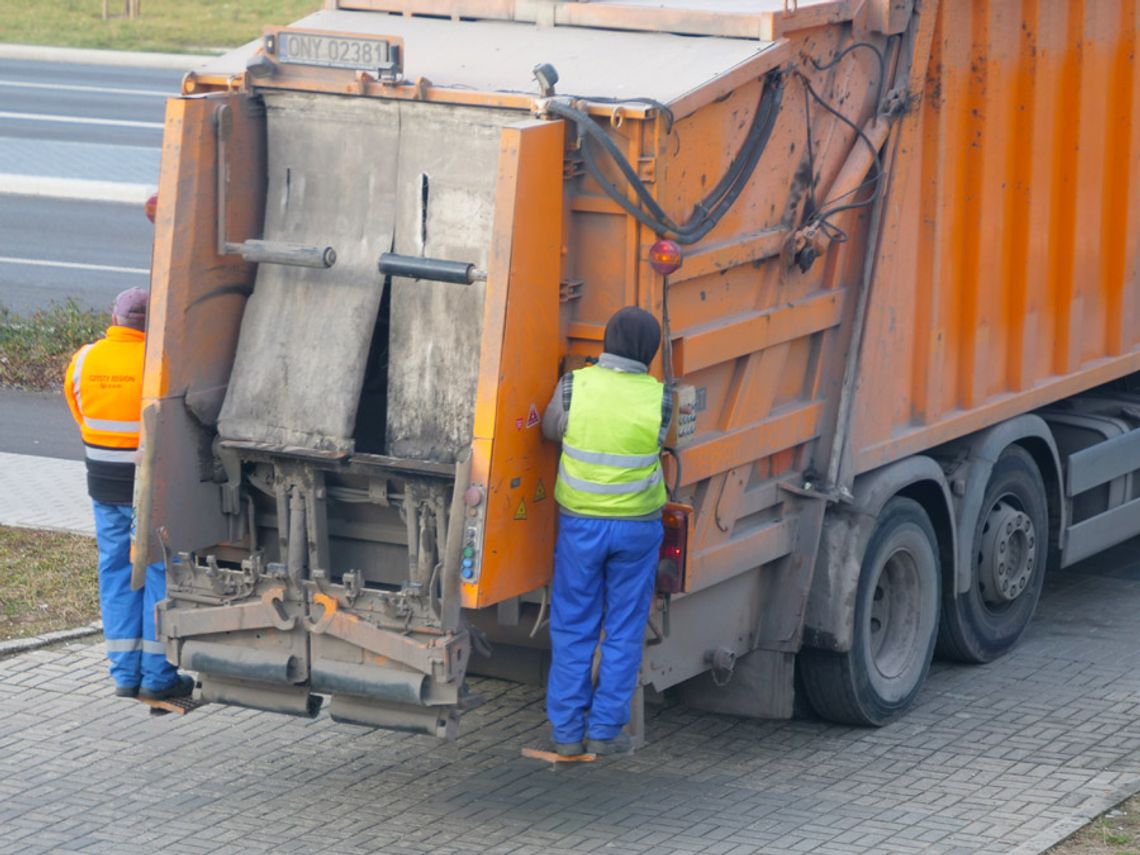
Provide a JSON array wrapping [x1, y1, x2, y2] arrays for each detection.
[[0, 451, 93, 536], [1, 543, 1139, 854]]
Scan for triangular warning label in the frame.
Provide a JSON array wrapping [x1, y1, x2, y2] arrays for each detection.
[[534, 479, 547, 502], [514, 499, 528, 520], [526, 404, 541, 428]]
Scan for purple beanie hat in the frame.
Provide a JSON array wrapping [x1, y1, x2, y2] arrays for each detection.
[[112, 288, 149, 331]]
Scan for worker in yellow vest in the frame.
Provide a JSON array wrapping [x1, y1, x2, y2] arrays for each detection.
[[64, 288, 193, 701], [541, 306, 671, 756]]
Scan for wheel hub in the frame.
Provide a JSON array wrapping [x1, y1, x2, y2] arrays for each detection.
[[978, 501, 1036, 605]]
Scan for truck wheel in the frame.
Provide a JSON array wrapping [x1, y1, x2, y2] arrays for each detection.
[[937, 446, 1047, 663], [800, 497, 940, 726]]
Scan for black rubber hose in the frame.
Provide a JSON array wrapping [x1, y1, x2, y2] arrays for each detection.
[[683, 72, 783, 226], [546, 99, 676, 227], [552, 70, 784, 245]]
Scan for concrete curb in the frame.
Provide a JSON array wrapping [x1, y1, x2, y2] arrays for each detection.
[[0, 43, 215, 70], [0, 621, 102, 659], [0, 174, 155, 205]]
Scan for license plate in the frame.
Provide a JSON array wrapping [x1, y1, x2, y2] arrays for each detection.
[[277, 31, 395, 72]]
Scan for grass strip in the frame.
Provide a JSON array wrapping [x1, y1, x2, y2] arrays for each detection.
[[1049, 793, 1140, 853], [0, 300, 110, 392], [0, 525, 100, 642], [0, 1, 322, 54]]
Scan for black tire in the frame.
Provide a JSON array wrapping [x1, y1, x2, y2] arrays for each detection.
[[936, 446, 1048, 664], [800, 497, 941, 726]]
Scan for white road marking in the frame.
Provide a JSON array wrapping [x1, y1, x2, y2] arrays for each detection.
[[0, 174, 154, 204], [0, 79, 171, 98], [0, 256, 149, 276], [0, 110, 163, 129]]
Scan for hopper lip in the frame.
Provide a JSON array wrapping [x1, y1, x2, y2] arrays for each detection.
[[192, 8, 776, 108]]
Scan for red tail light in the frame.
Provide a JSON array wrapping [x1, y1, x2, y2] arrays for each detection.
[[648, 239, 683, 275], [144, 193, 158, 224], [656, 503, 690, 594]]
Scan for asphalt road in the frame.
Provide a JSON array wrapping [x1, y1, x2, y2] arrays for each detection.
[[0, 388, 82, 460], [0, 195, 152, 314], [0, 57, 181, 316], [0, 57, 177, 146], [0, 56, 186, 457]]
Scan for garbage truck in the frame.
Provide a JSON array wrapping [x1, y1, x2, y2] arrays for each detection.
[[134, 0, 1140, 738]]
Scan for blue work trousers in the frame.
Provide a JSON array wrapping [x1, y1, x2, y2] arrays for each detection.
[[93, 501, 178, 692], [547, 513, 664, 743]]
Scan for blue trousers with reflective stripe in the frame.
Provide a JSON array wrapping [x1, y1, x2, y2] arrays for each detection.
[[547, 513, 663, 743], [93, 501, 178, 691]]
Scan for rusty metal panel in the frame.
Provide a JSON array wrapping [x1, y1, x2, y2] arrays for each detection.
[[217, 93, 400, 452], [134, 93, 264, 571], [867, 0, 914, 35], [385, 103, 519, 462], [853, 0, 1140, 474]]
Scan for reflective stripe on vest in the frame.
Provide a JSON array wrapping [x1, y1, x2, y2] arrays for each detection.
[[561, 442, 659, 469], [558, 460, 664, 495], [71, 343, 92, 417], [555, 364, 666, 517], [85, 446, 136, 463], [84, 417, 141, 433]]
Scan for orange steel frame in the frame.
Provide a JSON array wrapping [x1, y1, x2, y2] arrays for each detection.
[[853, 0, 1140, 473], [144, 0, 1140, 624]]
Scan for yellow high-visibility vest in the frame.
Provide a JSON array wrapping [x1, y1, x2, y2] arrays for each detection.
[[555, 364, 666, 517]]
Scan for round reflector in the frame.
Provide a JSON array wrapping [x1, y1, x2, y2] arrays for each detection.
[[144, 193, 158, 224], [648, 239, 683, 275]]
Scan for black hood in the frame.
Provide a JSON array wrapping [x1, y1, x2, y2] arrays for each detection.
[[603, 306, 661, 367]]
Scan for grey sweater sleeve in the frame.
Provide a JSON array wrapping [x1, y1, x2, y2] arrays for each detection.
[[541, 373, 572, 441]]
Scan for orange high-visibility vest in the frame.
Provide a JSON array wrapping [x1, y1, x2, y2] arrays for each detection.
[[64, 326, 144, 465]]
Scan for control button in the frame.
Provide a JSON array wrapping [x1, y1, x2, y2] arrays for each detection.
[[463, 547, 474, 558], [461, 567, 474, 580]]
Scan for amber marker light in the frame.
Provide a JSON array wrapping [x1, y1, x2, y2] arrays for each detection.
[[648, 239, 683, 275], [144, 193, 158, 224]]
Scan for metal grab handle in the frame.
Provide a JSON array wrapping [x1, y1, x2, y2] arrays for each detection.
[[226, 239, 336, 269], [215, 104, 336, 270], [378, 252, 487, 285]]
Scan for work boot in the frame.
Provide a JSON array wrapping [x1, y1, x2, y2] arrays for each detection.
[[553, 740, 586, 757], [139, 673, 195, 701], [586, 732, 633, 756], [114, 684, 139, 699]]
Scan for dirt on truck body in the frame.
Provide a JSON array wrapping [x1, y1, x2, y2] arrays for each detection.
[[134, 0, 1140, 739]]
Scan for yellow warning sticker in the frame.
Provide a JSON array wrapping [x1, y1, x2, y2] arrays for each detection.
[[514, 499, 528, 520], [534, 479, 547, 502]]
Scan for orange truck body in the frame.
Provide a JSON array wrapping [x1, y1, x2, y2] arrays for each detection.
[[135, 0, 1140, 736]]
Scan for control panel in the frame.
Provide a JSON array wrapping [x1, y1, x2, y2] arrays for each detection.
[[665, 384, 700, 449]]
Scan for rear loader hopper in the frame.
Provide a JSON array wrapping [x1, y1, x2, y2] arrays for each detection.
[[134, 1, 1140, 738]]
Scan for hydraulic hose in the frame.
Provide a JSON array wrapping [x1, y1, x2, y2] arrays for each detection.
[[547, 69, 785, 245]]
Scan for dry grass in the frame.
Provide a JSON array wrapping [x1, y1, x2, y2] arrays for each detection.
[[0, 0, 323, 54], [1049, 794, 1140, 855], [0, 526, 100, 642], [0, 300, 110, 392]]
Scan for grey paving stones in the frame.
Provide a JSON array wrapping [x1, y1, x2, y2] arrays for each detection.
[[1, 461, 1139, 852]]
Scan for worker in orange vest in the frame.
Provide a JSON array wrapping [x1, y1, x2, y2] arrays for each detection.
[[64, 288, 193, 701]]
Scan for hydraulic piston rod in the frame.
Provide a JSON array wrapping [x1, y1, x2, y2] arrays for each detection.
[[377, 252, 487, 285]]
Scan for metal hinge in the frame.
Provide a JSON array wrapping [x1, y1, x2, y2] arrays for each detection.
[[637, 156, 656, 183], [563, 155, 584, 180], [559, 279, 583, 303]]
